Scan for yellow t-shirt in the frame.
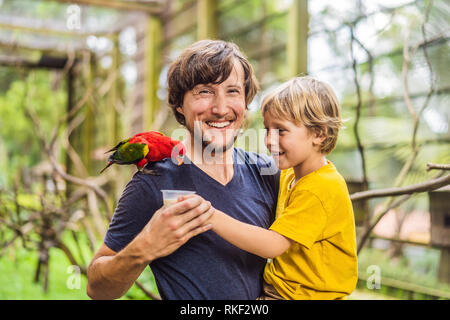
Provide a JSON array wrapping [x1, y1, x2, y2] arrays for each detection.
[[263, 161, 358, 300]]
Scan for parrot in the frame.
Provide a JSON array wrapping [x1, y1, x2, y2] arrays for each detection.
[[100, 131, 185, 175]]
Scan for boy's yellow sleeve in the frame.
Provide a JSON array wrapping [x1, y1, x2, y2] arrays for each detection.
[[269, 190, 326, 249]]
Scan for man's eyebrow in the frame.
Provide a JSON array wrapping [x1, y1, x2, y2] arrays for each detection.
[[194, 83, 213, 87], [192, 84, 213, 90], [226, 84, 243, 89]]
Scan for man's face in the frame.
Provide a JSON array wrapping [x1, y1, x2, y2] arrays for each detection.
[[177, 60, 246, 155]]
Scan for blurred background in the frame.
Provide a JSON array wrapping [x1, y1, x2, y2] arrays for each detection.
[[0, 0, 449, 300]]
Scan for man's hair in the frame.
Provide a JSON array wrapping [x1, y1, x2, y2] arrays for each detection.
[[261, 76, 342, 154], [167, 40, 259, 126]]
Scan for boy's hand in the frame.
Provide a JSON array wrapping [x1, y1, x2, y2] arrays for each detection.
[[178, 194, 216, 226], [137, 194, 214, 262]]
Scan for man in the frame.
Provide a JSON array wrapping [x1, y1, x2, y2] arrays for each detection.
[[87, 40, 280, 300]]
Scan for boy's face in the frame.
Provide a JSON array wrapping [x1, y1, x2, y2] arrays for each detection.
[[177, 60, 246, 154], [263, 112, 325, 170]]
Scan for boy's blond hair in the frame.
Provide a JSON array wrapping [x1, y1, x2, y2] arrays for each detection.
[[261, 76, 342, 154]]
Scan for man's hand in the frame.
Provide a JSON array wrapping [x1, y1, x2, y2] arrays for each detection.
[[136, 195, 214, 262], [87, 194, 213, 300]]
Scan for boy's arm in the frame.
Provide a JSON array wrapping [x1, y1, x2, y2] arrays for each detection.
[[209, 209, 292, 259]]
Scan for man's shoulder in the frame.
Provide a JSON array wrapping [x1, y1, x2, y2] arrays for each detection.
[[234, 148, 277, 172], [135, 158, 181, 183]]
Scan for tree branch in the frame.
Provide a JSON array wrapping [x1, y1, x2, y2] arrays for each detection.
[[357, 194, 412, 254], [351, 173, 450, 201], [427, 163, 450, 171], [348, 24, 369, 191], [356, 0, 438, 252]]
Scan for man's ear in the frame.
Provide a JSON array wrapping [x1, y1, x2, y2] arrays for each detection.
[[176, 106, 184, 115]]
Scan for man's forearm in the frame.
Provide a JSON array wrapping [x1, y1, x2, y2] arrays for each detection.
[[86, 238, 152, 300], [87, 196, 214, 300]]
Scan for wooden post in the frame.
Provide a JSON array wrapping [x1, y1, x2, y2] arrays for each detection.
[[66, 65, 75, 195], [197, 0, 218, 40], [347, 179, 370, 227], [258, 1, 269, 82], [144, 14, 162, 131], [107, 34, 121, 205], [287, 0, 308, 77], [429, 186, 450, 284], [109, 33, 120, 146], [82, 53, 95, 175], [439, 249, 450, 284]]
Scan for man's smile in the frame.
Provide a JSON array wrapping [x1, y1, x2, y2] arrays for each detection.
[[205, 120, 234, 130]]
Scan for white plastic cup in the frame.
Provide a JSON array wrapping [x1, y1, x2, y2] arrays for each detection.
[[161, 189, 196, 207]]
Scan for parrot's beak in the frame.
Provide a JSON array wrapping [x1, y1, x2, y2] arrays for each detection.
[[177, 156, 184, 166], [105, 147, 117, 154], [99, 161, 113, 174]]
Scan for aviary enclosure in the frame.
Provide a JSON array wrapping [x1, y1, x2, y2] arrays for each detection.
[[0, 0, 449, 300]]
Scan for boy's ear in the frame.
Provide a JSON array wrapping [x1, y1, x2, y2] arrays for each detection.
[[176, 106, 184, 115], [312, 126, 327, 146]]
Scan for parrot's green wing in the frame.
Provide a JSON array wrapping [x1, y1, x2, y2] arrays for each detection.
[[109, 142, 148, 164], [105, 138, 131, 154]]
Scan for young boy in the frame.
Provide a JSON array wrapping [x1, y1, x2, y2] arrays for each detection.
[[206, 76, 358, 300]]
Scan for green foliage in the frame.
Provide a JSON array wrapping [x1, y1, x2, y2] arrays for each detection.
[[358, 247, 450, 293], [0, 245, 89, 300], [0, 230, 157, 300], [0, 67, 19, 92], [0, 70, 66, 187]]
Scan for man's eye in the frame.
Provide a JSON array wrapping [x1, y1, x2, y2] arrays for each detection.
[[228, 89, 240, 94], [194, 88, 213, 95]]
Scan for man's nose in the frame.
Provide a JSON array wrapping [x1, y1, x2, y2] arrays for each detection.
[[211, 92, 228, 117]]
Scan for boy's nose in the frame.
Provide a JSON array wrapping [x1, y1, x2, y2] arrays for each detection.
[[265, 129, 280, 149]]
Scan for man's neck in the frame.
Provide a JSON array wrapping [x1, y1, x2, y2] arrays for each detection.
[[183, 136, 235, 186]]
